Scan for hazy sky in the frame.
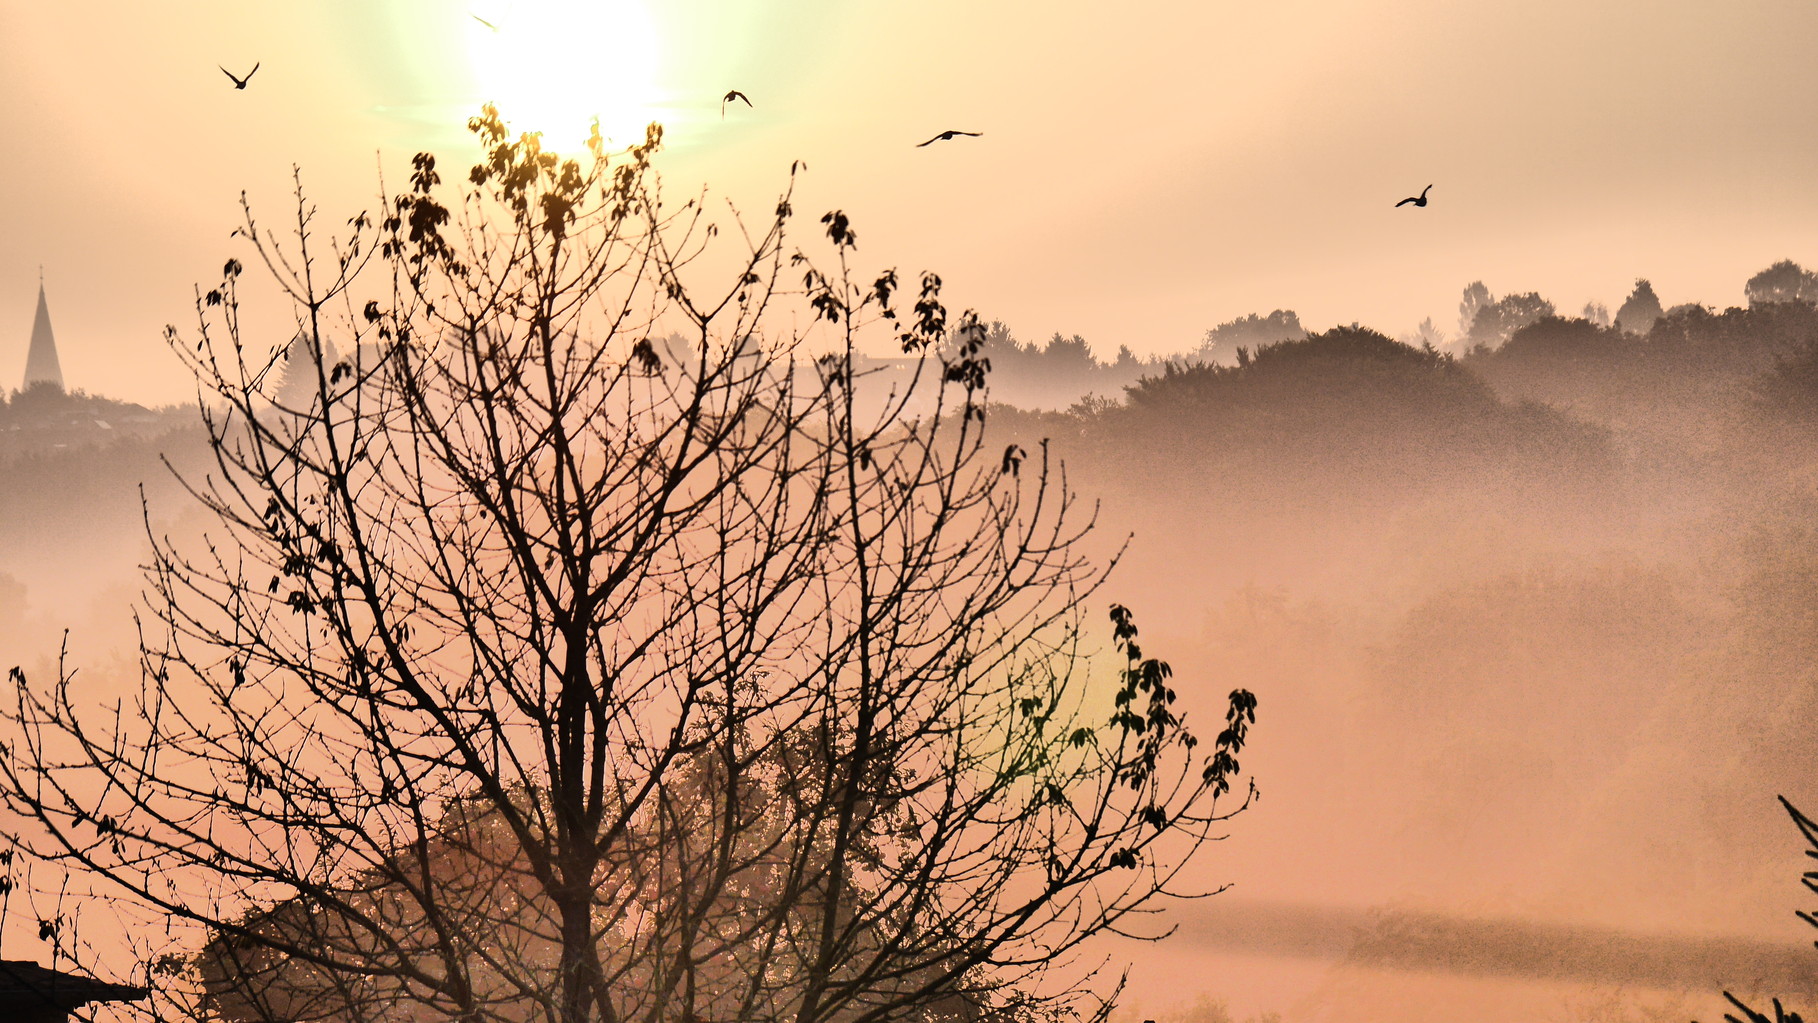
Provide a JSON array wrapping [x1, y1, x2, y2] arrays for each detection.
[[8, 0, 1818, 404]]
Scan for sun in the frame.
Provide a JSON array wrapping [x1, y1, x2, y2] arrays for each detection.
[[466, 0, 666, 153]]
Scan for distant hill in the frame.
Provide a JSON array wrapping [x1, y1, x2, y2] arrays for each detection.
[[993, 325, 1615, 517]]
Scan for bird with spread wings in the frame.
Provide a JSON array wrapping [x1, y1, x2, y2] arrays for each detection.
[[220, 63, 260, 90], [917, 130, 982, 147], [1395, 184, 1432, 208]]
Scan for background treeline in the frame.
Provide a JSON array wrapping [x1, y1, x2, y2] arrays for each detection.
[[967, 259, 1818, 1021], [9, 258, 1818, 1022]]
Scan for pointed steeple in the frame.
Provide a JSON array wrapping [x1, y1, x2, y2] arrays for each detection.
[[22, 277, 65, 392]]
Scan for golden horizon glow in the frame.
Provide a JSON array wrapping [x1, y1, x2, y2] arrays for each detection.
[[465, 0, 665, 153]]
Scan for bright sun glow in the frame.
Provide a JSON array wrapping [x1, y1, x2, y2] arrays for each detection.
[[467, 0, 665, 153]]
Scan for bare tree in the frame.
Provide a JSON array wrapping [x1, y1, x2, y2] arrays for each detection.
[[0, 107, 1258, 1023]]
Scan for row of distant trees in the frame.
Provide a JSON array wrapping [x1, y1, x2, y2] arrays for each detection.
[[1453, 278, 1668, 349], [1425, 259, 1818, 353], [963, 258, 1818, 392]]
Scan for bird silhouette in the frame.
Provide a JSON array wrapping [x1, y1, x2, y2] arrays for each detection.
[[917, 130, 982, 147], [220, 63, 260, 90], [1395, 184, 1432, 208], [722, 90, 752, 118]]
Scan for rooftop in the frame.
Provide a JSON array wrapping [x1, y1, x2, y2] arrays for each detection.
[[0, 959, 148, 1010]]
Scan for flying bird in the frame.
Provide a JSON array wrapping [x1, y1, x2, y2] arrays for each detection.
[[917, 130, 982, 147], [722, 90, 752, 118], [1395, 184, 1432, 208], [220, 63, 260, 90]]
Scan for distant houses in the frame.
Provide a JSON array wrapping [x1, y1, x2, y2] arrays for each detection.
[[7, 280, 189, 459], [1, 385, 177, 461]]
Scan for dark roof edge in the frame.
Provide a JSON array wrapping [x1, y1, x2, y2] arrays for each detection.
[[0, 960, 150, 1006]]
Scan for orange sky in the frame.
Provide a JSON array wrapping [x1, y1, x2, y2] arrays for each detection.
[[7, 0, 1818, 404]]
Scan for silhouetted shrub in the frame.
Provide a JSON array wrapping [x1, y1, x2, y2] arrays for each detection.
[[1055, 326, 1614, 512], [1745, 259, 1818, 308]]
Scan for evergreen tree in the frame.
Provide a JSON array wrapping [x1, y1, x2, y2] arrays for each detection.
[[1615, 278, 1664, 335]]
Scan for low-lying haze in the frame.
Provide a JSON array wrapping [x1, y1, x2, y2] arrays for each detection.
[[6, 3, 1818, 1021]]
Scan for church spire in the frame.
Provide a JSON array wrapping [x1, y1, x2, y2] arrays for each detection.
[[22, 278, 65, 392]]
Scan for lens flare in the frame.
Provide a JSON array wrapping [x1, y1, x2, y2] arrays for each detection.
[[466, 0, 664, 153]]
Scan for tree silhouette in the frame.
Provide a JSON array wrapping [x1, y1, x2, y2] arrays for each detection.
[[1457, 282, 1492, 341], [1615, 278, 1665, 335], [962, 324, 1157, 411], [0, 107, 1258, 1023], [1197, 311, 1305, 366], [1397, 316, 1443, 352], [1744, 260, 1818, 308], [1465, 292, 1555, 349]]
